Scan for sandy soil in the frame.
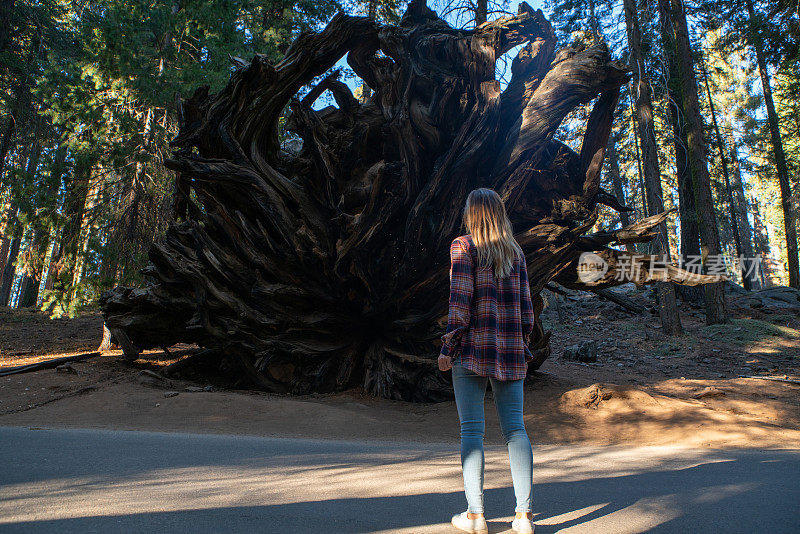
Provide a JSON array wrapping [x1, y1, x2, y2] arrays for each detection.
[[1, 289, 798, 449]]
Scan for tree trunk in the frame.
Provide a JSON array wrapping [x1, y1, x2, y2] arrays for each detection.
[[71, 167, 101, 294], [12, 137, 42, 307], [59, 152, 91, 280], [657, 0, 702, 303], [17, 143, 65, 307], [0, 0, 14, 60], [475, 0, 488, 25], [0, 237, 8, 279], [607, 131, 630, 229], [43, 227, 61, 291], [16, 230, 46, 308], [623, 0, 681, 334], [663, 0, 728, 324], [106, 103, 151, 283], [0, 199, 16, 276], [627, 88, 647, 225], [745, 0, 798, 288], [0, 114, 15, 182], [41, 144, 76, 298], [751, 199, 772, 284], [588, 0, 600, 41], [100, 1, 721, 401], [728, 137, 759, 288], [0, 148, 27, 304], [16, 272, 34, 307], [0, 236, 19, 305], [38, 144, 68, 294], [699, 52, 749, 289]]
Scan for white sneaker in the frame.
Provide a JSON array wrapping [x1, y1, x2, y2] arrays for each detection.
[[512, 515, 535, 533], [451, 511, 488, 534]]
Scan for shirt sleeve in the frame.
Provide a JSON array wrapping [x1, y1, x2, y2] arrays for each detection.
[[519, 254, 534, 345], [439, 238, 474, 358]]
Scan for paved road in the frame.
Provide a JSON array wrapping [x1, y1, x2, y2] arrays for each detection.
[[0, 426, 798, 533]]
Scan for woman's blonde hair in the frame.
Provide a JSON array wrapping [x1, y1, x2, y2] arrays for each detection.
[[462, 188, 523, 279]]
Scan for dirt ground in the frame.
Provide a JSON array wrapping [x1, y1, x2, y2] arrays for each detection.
[[1, 286, 798, 449]]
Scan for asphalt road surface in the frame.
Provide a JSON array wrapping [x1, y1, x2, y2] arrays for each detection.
[[1, 426, 798, 533]]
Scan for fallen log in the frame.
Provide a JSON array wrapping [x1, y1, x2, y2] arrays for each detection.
[[738, 375, 800, 385], [0, 352, 102, 377], [592, 288, 647, 314]]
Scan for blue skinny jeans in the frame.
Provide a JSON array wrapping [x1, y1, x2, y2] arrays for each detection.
[[451, 362, 533, 515]]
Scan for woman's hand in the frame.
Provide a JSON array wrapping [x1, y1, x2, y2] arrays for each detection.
[[438, 354, 453, 371]]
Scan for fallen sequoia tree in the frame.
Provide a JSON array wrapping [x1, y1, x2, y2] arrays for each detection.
[[100, 0, 719, 402]]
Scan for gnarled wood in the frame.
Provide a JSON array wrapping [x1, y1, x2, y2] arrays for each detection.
[[100, 1, 721, 402]]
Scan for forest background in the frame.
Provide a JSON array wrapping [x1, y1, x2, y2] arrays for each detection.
[[0, 0, 797, 319]]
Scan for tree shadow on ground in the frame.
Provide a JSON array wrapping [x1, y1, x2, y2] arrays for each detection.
[[2, 427, 798, 533]]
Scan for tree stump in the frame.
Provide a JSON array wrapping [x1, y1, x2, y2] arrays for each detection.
[[100, 0, 719, 402]]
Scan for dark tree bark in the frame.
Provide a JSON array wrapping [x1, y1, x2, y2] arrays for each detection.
[[623, 0, 681, 334], [16, 272, 34, 307], [0, 114, 15, 182], [0, 239, 7, 279], [657, 0, 702, 304], [745, 0, 798, 288], [662, 0, 729, 324], [0, 200, 16, 277], [100, 1, 720, 401], [657, 0, 697, 259], [0, 236, 18, 305], [475, 0, 488, 25], [0, 0, 14, 59]]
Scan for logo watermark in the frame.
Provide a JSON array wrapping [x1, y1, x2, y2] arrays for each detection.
[[577, 252, 609, 283], [576, 253, 764, 282]]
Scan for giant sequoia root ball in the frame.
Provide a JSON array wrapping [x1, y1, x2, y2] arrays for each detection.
[[100, 0, 718, 401]]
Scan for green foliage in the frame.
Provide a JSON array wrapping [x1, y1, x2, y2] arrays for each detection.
[[40, 278, 94, 318], [0, 0, 349, 312]]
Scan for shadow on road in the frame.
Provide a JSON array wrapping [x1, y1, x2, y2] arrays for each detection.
[[1, 427, 798, 533]]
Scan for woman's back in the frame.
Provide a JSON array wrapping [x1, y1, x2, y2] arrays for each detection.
[[441, 233, 534, 380]]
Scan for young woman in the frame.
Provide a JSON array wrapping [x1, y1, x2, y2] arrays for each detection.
[[438, 187, 535, 534]]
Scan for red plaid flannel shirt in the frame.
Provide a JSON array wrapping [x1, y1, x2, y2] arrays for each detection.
[[439, 234, 534, 380]]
